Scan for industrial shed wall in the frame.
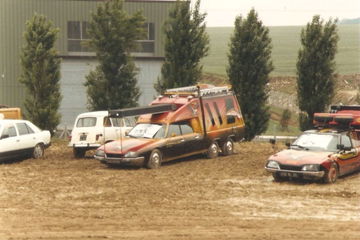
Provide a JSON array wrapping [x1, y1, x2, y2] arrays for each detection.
[[0, 0, 176, 127]]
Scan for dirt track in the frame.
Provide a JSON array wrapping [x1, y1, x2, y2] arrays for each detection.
[[0, 141, 359, 240]]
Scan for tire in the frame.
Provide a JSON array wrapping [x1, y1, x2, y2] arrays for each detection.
[[33, 144, 44, 159], [207, 142, 219, 159], [222, 138, 234, 156], [73, 148, 86, 158], [272, 172, 286, 182], [323, 163, 338, 183], [146, 149, 162, 169]]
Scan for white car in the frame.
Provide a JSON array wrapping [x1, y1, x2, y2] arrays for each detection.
[[0, 119, 51, 162], [69, 111, 135, 158]]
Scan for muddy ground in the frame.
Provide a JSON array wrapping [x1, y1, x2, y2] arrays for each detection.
[[0, 141, 359, 240]]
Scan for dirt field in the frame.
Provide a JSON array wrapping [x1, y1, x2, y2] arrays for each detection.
[[0, 141, 359, 240]]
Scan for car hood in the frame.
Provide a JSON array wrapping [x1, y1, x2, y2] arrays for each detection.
[[269, 149, 333, 165], [100, 137, 157, 154]]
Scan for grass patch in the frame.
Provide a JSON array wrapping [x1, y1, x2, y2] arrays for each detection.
[[202, 24, 360, 76]]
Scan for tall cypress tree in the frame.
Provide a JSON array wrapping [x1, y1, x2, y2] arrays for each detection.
[[85, 0, 145, 110], [297, 16, 339, 130], [227, 9, 273, 141], [19, 14, 62, 134], [155, 0, 209, 93]]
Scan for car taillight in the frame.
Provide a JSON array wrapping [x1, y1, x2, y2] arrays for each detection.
[[96, 134, 103, 141]]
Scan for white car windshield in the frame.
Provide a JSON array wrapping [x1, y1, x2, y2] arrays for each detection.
[[128, 123, 165, 139], [292, 133, 338, 152]]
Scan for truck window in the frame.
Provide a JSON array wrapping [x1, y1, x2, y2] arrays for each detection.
[[225, 98, 234, 111], [205, 103, 216, 126], [180, 123, 194, 135], [213, 102, 223, 125], [167, 124, 181, 137]]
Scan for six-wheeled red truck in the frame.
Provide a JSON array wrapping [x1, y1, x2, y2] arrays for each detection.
[[94, 84, 245, 168]]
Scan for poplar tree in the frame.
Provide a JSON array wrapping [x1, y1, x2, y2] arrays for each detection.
[[227, 9, 273, 141], [19, 14, 62, 134], [297, 16, 339, 130], [155, 0, 209, 93], [85, 0, 145, 110]]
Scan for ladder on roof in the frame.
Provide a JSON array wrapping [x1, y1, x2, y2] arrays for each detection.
[[165, 85, 232, 97]]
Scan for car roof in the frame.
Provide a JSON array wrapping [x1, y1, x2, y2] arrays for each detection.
[[303, 129, 348, 134], [77, 111, 109, 118], [0, 119, 28, 124]]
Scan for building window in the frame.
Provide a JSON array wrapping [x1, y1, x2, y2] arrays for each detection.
[[67, 21, 155, 54], [67, 21, 91, 53], [134, 22, 155, 53]]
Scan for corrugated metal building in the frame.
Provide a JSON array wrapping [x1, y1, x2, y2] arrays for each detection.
[[0, 0, 178, 128]]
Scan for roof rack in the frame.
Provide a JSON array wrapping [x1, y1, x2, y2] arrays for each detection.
[[109, 104, 177, 118], [330, 105, 360, 113], [314, 106, 360, 130], [164, 85, 232, 97]]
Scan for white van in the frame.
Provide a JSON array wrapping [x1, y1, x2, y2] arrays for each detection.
[[69, 111, 135, 158]]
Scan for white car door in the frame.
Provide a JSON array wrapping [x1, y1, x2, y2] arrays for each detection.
[[0, 123, 21, 159], [15, 122, 36, 151]]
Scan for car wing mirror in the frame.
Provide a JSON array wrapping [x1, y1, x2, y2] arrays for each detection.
[[337, 144, 344, 151], [337, 144, 352, 152]]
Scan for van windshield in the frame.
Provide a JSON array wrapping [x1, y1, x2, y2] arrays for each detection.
[[76, 117, 97, 127], [128, 123, 164, 139]]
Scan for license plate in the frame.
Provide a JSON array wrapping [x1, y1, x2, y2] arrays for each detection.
[[80, 134, 87, 141], [280, 172, 299, 178]]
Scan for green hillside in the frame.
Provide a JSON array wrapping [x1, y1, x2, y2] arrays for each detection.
[[202, 24, 360, 76]]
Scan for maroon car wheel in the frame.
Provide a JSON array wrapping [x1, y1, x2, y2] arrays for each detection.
[[146, 149, 162, 169], [324, 163, 338, 183]]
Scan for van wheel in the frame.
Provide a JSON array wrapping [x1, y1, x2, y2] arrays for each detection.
[[323, 163, 338, 183], [73, 148, 86, 158], [222, 138, 234, 156], [207, 142, 219, 159], [146, 149, 162, 169], [33, 144, 44, 159]]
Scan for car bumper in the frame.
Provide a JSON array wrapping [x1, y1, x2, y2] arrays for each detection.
[[265, 167, 325, 179], [69, 143, 101, 149], [95, 155, 145, 167]]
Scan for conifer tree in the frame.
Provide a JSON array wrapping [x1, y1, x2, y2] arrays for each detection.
[[227, 9, 273, 141], [85, 0, 145, 110], [297, 16, 339, 130], [19, 14, 62, 134], [155, 0, 209, 93]]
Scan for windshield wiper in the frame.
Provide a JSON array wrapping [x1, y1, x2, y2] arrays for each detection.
[[290, 144, 309, 150]]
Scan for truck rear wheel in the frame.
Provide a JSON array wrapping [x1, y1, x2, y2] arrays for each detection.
[[207, 142, 219, 159], [222, 138, 234, 156]]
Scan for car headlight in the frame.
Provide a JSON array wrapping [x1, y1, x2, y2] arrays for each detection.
[[267, 160, 280, 169], [95, 149, 105, 157], [124, 151, 138, 158], [302, 164, 320, 171]]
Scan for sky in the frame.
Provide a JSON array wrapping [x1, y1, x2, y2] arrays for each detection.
[[197, 0, 360, 27]]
